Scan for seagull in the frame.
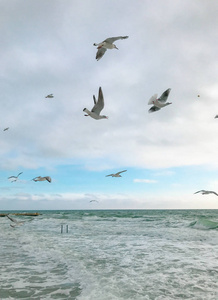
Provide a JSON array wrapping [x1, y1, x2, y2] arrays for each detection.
[[45, 94, 54, 98], [8, 172, 23, 182], [3, 127, 9, 131], [194, 190, 218, 196], [215, 115, 218, 118], [94, 36, 129, 61], [148, 88, 172, 113], [90, 200, 99, 203], [106, 170, 127, 177], [32, 176, 52, 183], [83, 87, 108, 120], [6, 215, 25, 227]]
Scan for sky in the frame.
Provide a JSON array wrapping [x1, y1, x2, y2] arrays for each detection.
[[1, 0, 218, 210]]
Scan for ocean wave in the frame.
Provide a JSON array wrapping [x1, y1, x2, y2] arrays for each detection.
[[189, 219, 218, 230]]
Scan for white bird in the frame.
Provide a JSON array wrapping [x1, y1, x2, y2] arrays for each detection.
[[45, 94, 54, 98], [194, 190, 218, 196], [148, 88, 172, 113], [32, 176, 52, 183], [6, 215, 25, 227], [3, 127, 9, 131], [8, 172, 23, 182], [83, 87, 108, 120], [94, 36, 129, 61], [106, 170, 127, 177]]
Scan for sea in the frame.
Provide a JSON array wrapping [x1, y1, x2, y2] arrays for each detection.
[[0, 209, 217, 300]]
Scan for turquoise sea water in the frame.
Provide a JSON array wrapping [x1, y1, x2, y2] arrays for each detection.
[[0, 209, 218, 299]]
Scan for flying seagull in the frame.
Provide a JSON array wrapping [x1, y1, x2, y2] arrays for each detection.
[[6, 215, 25, 227], [45, 94, 54, 98], [83, 87, 108, 120], [90, 200, 99, 203], [215, 115, 218, 119], [94, 36, 129, 61], [8, 172, 23, 182], [32, 176, 52, 183], [3, 127, 9, 131], [194, 190, 218, 196], [148, 88, 172, 113], [106, 170, 127, 177]]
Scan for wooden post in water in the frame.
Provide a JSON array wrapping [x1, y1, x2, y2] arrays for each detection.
[[66, 225, 68, 233], [61, 224, 63, 233]]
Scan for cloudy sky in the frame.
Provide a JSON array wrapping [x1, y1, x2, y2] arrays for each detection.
[[1, 0, 218, 210]]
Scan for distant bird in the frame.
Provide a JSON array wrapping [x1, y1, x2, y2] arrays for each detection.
[[194, 190, 218, 196], [215, 115, 218, 119], [45, 94, 54, 98], [83, 87, 108, 120], [106, 170, 127, 177], [148, 88, 172, 113], [94, 36, 129, 61], [3, 127, 9, 131], [90, 200, 99, 203], [8, 172, 23, 182], [32, 176, 52, 183], [197, 95, 200, 97], [6, 215, 25, 227]]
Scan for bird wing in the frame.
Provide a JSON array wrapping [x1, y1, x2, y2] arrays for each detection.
[[116, 170, 127, 175], [91, 87, 104, 115], [96, 47, 107, 60], [7, 215, 18, 223], [32, 176, 41, 181], [148, 94, 158, 105], [210, 191, 218, 196], [148, 106, 161, 113], [194, 190, 204, 194], [93, 95, 97, 105], [17, 172, 23, 177], [158, 88, 171, 103], [45, 176, 52, 183], [8, 176, 16, 179], [104, 36, 129, 43], [106, 174, 113, 177]]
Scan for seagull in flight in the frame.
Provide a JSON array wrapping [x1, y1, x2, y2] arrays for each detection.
[[215, 115, 218, 119], [32, 176, 52, 183], [90, 200, 99, 203], [8, 172, 23, 182], [106, 170, 127, 177], [45, 94, 54, 98], [6, 215, 25, 227], [94, 36, 129, 61], [148, 88, 172, 113], [3, 127, 9, 131], [83, 87, 108, 120], [194, 190, 218, 196]]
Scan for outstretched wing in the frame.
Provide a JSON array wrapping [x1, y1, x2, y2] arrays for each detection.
[[116, 170, 127, 175], [7, 215, 18, 223], [92, 87, 104, 115], [106, 174, 113, 177], [17, 172, 23, 177], [148, 106, 161, 113], [96, 47, 107, 61], [148, 94, 158, 105], [158, 88, 171, 103], [45, 176, 52, 183], [104, 36, 129, 43], [194, 190, 204, 194]]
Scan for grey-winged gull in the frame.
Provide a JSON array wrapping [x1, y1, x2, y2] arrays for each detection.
[[94, 36, 129, 61], [83, 87, 108, 120], [106, 170, 127, 177], [148, 88, 172, 113]]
